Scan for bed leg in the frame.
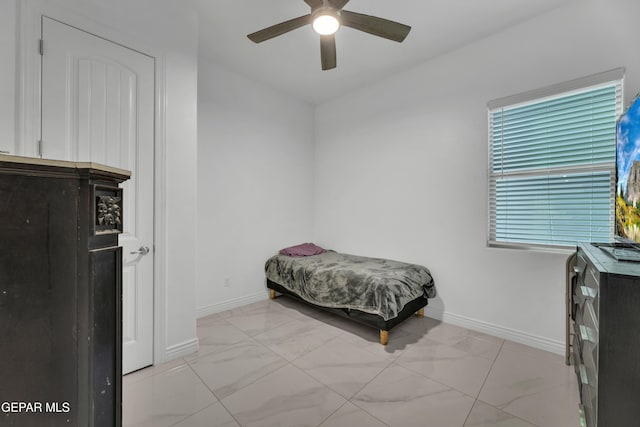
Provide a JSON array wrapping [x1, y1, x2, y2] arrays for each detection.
[[269, 289, 276, 300], [380, 330, 389, 346], [416, 308, 424, 318]]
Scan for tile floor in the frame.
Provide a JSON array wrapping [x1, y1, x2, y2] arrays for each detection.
[[122, 297, 581, 427]]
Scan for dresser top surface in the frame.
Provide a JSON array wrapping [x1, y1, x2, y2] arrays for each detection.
[[578, 242, 640, 278], [0, 154, 131, 179]]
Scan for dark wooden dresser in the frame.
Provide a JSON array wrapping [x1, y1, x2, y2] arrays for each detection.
[[0, 155, 130, 427], [571, 242, 640, 427]]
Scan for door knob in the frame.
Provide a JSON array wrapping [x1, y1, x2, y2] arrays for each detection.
[[130, 246, 150, 255]]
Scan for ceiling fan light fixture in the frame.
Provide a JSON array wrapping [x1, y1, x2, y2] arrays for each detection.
[[247, 0, 412, 70], [312, 12, 340, 35]]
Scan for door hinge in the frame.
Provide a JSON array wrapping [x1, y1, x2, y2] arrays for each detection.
[[37, 140, 43, 158], [39, 39, 44, 56]]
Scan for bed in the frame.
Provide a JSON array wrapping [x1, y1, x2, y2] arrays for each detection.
[[264, 246, 435, 345]]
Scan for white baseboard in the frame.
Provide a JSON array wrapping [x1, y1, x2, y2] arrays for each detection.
[[164, 337, 200, 361], [424, 306, 565, 355], [196, 291, 269, 319], [196, 293, 565, 355]]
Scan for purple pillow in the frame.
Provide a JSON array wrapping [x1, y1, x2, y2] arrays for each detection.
[[279, 243, 326, 257]]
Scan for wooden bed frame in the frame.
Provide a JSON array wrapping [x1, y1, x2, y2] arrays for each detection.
[[266, 278, 427, 345]]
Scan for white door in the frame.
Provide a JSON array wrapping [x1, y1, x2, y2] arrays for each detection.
[[41, 17, 154, 374]]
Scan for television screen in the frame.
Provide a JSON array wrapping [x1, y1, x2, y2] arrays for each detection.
[[616, 93, 640, 245]]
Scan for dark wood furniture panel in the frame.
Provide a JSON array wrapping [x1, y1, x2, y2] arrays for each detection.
[[572, 242, 640, 427], [0, 155, 129, 427]]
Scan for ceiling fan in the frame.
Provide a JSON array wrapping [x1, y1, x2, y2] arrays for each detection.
[[247, 0, 411, 70]]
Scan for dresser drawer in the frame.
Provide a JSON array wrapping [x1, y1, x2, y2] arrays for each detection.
[[576, 252, 589, 285], [575, 253, 600, 315], [573, 333, 583, 382], [576, 301, 599, 375], [584, 403, 596, 427], [578, 404, 588, 427], [578, 364, 597, 426], [580, 338, 598, 386], [583, 261, 600, 288], [573, 333, 582, 364], [579, 301, 599, 341], [583, 268, 600, 318], [573, 284, 599, 319]]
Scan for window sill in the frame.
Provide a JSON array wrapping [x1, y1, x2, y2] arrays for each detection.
[[487, 241, 578, 255]]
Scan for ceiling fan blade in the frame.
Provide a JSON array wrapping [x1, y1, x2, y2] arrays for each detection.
[[247, 15, 312, 43], [320, 35, 336, 70], [340, 10, 411, 42], [328, 0, 350, 9], [304, 0, 323, 10]]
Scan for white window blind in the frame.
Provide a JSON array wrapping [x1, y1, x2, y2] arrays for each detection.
[[488, 70, 624, 249]]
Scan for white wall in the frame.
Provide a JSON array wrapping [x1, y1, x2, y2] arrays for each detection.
[[314, 0, 640, 352], [4, 0, 636, 357], [4, 0, 200, 363], [196, 59, 315, 316], [0, 0, 16, 153]]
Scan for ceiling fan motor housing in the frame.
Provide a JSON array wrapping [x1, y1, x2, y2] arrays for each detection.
[[312, 8, 341, 35]]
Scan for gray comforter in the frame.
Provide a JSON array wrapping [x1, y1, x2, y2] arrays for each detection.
[[264, 251, 435, 321]]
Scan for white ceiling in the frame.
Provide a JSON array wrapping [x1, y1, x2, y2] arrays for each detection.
[[196, 0, 574, 105]]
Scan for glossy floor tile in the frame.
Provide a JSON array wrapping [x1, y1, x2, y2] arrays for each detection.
[[464, 400, 535, 427], [352, 363, 476, 427], [221, 364, 346, 427], [123, 297, 580, 427], [292, 335, 391, 398], [188, 339, 288, 399], [173, 402, 240, 427], [319, 401, 387, 427], [253, 316, 341, 362], [395, 335, 497, 397], [122, 364, 217, 427]]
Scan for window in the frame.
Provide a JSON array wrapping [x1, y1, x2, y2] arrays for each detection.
[[488, 69, 624, 249]]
